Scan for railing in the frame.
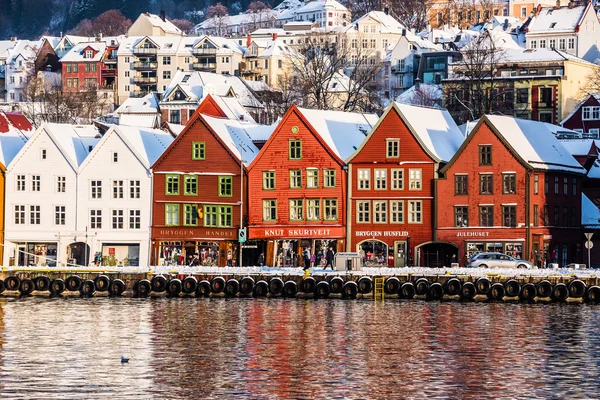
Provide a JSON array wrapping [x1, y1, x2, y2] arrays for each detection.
[[133, 76, 158, 84], [133, 47, 158, 55], [192, 48, 217, 55], [101, 68, 117, 76], [132, 61, 158, 70], [192, 62, 217, 70]]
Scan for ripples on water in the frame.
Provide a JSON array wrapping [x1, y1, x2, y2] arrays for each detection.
[[0, 297, 599, 399]]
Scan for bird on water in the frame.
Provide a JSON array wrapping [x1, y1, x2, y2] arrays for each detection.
[[121, 356, 129, 363]]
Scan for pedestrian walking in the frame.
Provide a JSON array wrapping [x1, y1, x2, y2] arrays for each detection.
[[258, 252, 265, 267], [325, 247, 335, 270], [303, 248, 311, 270]]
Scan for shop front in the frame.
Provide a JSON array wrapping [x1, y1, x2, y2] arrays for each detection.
[[151, 227, 239, 267], [249, 226, 345, 268], [11, 242, 58, 267], [99, 243, 141, 267], [352, 230, 412, 268]]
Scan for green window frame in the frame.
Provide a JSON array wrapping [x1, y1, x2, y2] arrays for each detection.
[[166, 174, 179, 195], [289, 140, 302, 160], [184, 175, 197, 195], [204, 205, 218, 227], [290, 169, 302, 188], [263, 171, 275, 190], [165, 203, 180, 226], [263, 199, 277, 221], [192, 142, 206, 160], [324, 169, 336, 188], [218, 206, 232, 227], [324, 198, 338, 221], [219, 176, 232, 197], [183, 204, 198, 226]]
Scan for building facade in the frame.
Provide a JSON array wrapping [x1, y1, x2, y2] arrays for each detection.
[[561, 94, 600, 137]]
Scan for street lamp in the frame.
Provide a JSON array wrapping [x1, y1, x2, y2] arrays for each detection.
[[237, 141, 246, 267]]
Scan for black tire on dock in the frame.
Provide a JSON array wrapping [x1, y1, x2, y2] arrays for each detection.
[[459, 282, 476, 300], [301, 277, 317, 293], [444, 278, 461, 296], [384, 277, 401, 295], [269, 278, 284, 295], [109, 279, 126, 296], [537, 280, 553, 298], [211, 277, 226, 293], [65, 275, 82, 292], [134, 280, 151, 297], [342, 281, 358, 299], [357, 277, 373, 294], [400, 282, 416, 299], [34, 276, 51, 291], [329, 277, 344, 294], [224, 279, 240, 297], [253, 280, 269, 297], [427, 282, 444, 301], [551, 283, 569, 302], [504, 280, 521, 297], [50, 279, 66, 296], [315, 281, 331, 299], [283, 281, 298, 298], [0, 279, 5, 294], [196, 280, 211, 297], [167, 279, 182, 297], [585, 286, 600, 304], [415, 278, 429, 296], [239, 277, 255, 295], [5, 276, 21, 291], [80, 279, 96, 297], [94, 275, 110, 292], [19, 278, 35, 296], [519, 283, 537, 301], [475, 277, 491, 295], [182, 276, 198, 294], [151, 275, 168, 292], [487, 283, 505, 301], [568, 280, 586, 298]]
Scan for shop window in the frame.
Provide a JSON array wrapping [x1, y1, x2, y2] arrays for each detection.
[[290, 170, 302, 188], [90, 209, 102, 229], [263, 171, 275, 190], [112, 180, 124, 198], [324, 169, 336, 188], [219, 176, 232, 197], [502, 205, 516, 227], [479, 205, 493, 226], [307, 199, 320, 220], [373, 201, 387, 223], [112, 209, 124, 229], [408, 201, 422, 223], [390, 200, 403, 223], [130, 209, 141, 229], [357, 201, 370, 223], [455, 174, 468, 195], [263, 199, 277, 221], [289, 140, 302, 159], [192, 142, 205, 160], [166, 204, 180, 226], [307, 169, 319, 188], [479, 145, 492, 165], [358, 168, 370, 189], [183, 204, 198, 226], [166, 175, 179, 195], [290, 199, 304, 221], [391, 169, 403, 190], [375, 169, 387, 190], [502, 173, 516, 194], [324, 199, 337, 221], [408, 168, 421, 190], [455, 206, 468, 227], [386, 139, 399, 158]]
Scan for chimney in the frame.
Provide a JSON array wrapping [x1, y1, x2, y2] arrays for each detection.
[[273, 32, 278, 40], [160, 10, 166, 22], [240, 115, 245, 121], [384, 7, 389, 15], [247, 34, 252, 47], [415, 77, 421, 90], [402, 28, 407, 36], [554, 0, 560, 9], [10, 36, 16, 42], [536, 4, 542, 15]]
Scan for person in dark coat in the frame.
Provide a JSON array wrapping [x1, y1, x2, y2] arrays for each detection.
[[302, 248, 311, 270], [258, 253, 265, 267], [325, 247, 335, 270]]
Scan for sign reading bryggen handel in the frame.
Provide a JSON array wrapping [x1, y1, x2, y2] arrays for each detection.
[[355, 231, 409, 237]]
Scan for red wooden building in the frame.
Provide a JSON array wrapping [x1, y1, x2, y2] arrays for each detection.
[[61, 42, 117, 92], [347, 102, 465, 267], [150, 111, 266, 266], [561, 94, 600, 138], [247, 105, 378, 267], [437, 115, 586, 267]]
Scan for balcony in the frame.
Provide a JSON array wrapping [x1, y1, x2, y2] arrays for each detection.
[[242, 66, 263, 76], [192, 62, 217, 71], [133, 76, 158, 85], [133, 47, 158, 55], [192, 48, 217, 55], [131, 91, 151, 98], [101, 68, 117, 77], [132, 61, 158, 70]]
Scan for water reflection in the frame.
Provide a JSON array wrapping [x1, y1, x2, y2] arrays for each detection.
[[0, 298, 598, 398]]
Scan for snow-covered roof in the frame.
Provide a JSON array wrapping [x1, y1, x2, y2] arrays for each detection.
[[527, 4, 586, 34], [117, 36, 183, 55], [558, 138, 599, 156], [396, 84, 442, 106], [0, 133, 28, 167], [39, 123, 100, 168], [353, 11, 409, 35], [395, 103, 464, 163], [258, 38, 293, 58], [296, 0, 347, 14], [191, 36, 244, 55], [112, 125, 174, 167], [212, 96, 256, 123], [60, 42, 107, 62], [588, 159, 600, 179], [143, 13, 183, 35], [115, 94, 160, 115], [500, 48, 594, 64], [484, 115, 586, 173], [582, 193, 600, 227], [0, 112, 33, 135], [297, 107, 379, 161]]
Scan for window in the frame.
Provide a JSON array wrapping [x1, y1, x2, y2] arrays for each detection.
[[31, 175, 40, 191], [540, 39, 546, 49], [324, 169, 336, 188], [165, 204, 180, 226], [479, 174, 493, 194], [568, 38, 575, 49], [112, 152, 118, 163], [56, 176, 66, 193], [307, 169, 319, 188], [408, 201, 422, 223], [180, 204, 197, 227], [390, 200, 403, 223], [290, 199, 303, 220], [563, 206, 568, 226], [563, 177, 568, 195], [219, 176, 232, 197], [386, 139, 399, 158], [502, 173, 516, 194], [502, 205, 516, 227], [163, 70, 171, 79], [534, 174, 539, 194], [582, 106, 600, 120], [166, 175, 179, 195], [112, 180, 124, 199], [307, 199, 320, 220], [374, 201, 387, 223], [290, 170, 302, 188], [521, 6, 527, 17], [357, 201, 370, 223], [454, 206, 468, 227], [408, 169, 421, 190], [324, 199, 337, 221], [129, 209, 141, 229], [85, 63, 90, 72], [572, 206, 578, 226], [532, 204, 539, 227], [218, 206, 233, 227], [480, 206, 493, 227], [391, 169, 403, 190], [41, 149, 47, 159], [16, 175, 25, 191], [455, 175, 468, 195], [130, 180, 141, 199], [110, 210, 123, 229], [531, 40, 537, 49], [559, 38, 566, 50], [14, 205, 25, 224], [479, 145, 492, 165], [289, 140, 302, 159], [554, 205, 559, 225], [544, 205, 549, 225], [29, 205, 40, 225], [163, 56, 171, 65], [170, 110, 180, 124], [66, 64, 71, 73], [55, 205, 66, 225], [90, 209, 102, 229], [375, 169, 387, 189], [516, 88, 529, 104], [549, 39, 556, 49], [263, 171, 275, 189], [203, 205, 217, 227], [263, 199, 277, 221], [554, 176, 559, 194], [88, 180, 102, 199], [192, 142, 205, 160], [572, 177, 577, 196], [358, 169, 370, 189]]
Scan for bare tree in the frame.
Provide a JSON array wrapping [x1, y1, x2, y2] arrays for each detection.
[[581, 67, 600, 96], [68, 9, 132, 36], [247, 1, 275, 32], [170, 18, 194, 33], [205, 2, 229, 36]]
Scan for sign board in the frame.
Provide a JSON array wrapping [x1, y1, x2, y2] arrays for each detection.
[[108, 248, 115, 255], [585, 233, 594, 240], [238, 228, 247, 243], [585, 241, 594, 250]]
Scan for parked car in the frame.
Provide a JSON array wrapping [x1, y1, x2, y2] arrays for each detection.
[[467, 252, 534, 269]]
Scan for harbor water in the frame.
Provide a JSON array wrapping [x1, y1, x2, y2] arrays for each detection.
[[0, 297, 599, 399]]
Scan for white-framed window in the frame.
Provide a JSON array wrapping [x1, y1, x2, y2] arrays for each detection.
[[306, 199, 320, 220], [589, 128, 600, 137], [16, 175, 25, 191], [14, 205, 25, 225], [306, 169, 319, 188], [163, 56, 171, 65], [373, 201, 387, 223], [540, 39, 546, 48], [408, 200, 422, 223], [559, 38, 566, 50], [56, 176, 66, 193], [90, 209, 102, 229], [129, 209, 141, 229], [582, 106, 600, 120], [112, 209, 124, 229], [357, 201, 370, 223], [390, 200, 404, 223], [358, 168, 370, 189], [391, 169, 403, 190], [374, 169, 387, 189], [91, 180, 102, 199], [409, 168, 422, 190], [549, 39, 556, 49], [129, 180, 140, 199], [290, 199, 304, 221], [531, 40, 537, 49], [112, 180, 124, 199], [31, 175, 41, 191], [386, 139, 399, 158], [568, 38, 575, 49], [85, 50, 93, 58], [263, 199, 277, 221], [55, 205, 66, 225], [29, 205, 40, 225]]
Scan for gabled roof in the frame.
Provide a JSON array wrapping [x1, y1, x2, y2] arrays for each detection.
[[59, 42, 106, 62], [561, 93, 600, 125], [0, 112, 33, 135], [527, 4, 590, 34], [198, 94, 256, 123], [296, 0, 347, 13], [0, 133, 28, 168], [582, 193, 600, 228], [191, 35, 244, 55], [558, 138, 600, 157], [141, 13, 183, 35]]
